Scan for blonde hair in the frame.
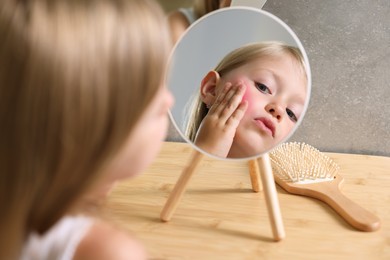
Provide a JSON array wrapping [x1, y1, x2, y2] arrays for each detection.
[[185, 41, 307, 142], [0, 0, 170, 258]]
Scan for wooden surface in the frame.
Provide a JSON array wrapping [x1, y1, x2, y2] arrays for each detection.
[[103, 142, 390, 259]]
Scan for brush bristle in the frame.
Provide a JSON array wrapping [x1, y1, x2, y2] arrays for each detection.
[[269, 142, 340, 183]]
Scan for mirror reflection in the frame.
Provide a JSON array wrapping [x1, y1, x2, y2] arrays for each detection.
[[186, 42, 307, 158], [167, 7, 311, 159]]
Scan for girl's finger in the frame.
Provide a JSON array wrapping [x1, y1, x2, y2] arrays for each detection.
[[219, 82, 246, 121], [226, 100, 248, 128], [209, 82, 232, 114]]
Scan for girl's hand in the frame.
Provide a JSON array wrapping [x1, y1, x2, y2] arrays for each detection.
[[195, 82, 248, 158]]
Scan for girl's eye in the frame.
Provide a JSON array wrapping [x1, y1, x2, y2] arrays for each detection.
[[286, 108, 298, 123], [255, 82, 271, 94]]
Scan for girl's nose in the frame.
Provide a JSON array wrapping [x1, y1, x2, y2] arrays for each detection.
[[266, 103, 284, 121], [163, 88, 175, 110]]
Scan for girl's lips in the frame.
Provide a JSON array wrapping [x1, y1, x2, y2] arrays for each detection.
[[254, 117, 275, 137]]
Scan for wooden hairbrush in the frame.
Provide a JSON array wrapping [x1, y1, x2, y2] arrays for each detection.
[[269, 142, 381, 232]]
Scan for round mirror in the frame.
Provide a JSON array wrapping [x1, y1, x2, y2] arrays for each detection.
[[167, 7, 311, 160]]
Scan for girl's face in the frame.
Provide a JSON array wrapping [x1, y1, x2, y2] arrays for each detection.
[[93, 87, 173, 198], [218, 54, 306, 157], [109, 87, 174, 179]]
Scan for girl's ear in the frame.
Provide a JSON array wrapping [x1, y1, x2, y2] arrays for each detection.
[[200, 71, 220, 105]]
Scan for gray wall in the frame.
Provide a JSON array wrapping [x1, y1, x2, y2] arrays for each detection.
[[163, 0, 390, 157]]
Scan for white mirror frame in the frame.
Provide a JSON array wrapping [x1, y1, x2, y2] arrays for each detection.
[[167, 7, 311, 160]]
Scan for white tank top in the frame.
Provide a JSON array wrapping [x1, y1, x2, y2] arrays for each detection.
[[21, 215, 93, 260]]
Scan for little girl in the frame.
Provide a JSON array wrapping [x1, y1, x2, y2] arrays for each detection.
[[0, 0, 172, 259], [185, 42, 308, 158]]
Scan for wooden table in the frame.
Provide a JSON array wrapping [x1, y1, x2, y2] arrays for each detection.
[[103, 142, 390, 259]]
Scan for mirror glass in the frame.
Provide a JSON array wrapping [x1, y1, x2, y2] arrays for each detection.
[[167, 7, 311, 160]]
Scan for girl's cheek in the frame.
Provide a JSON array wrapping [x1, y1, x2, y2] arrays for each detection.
[[241, 83, 253, 114]]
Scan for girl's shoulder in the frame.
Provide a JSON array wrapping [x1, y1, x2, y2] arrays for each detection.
[[21, 215, 93, 260], [168, 7, 198, 44], [73, 219, 147, 260], [22, 215, 146, 260]]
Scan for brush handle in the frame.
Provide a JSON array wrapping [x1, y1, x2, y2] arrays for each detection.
[[315, 183, 381, 232]]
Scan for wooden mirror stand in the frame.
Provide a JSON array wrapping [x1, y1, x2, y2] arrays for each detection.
[[160, 150, 285, 241]]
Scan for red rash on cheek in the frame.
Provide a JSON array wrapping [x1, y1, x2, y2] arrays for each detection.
[[242, 85, 253, 114]]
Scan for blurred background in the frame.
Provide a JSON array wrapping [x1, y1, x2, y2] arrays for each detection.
[[158, 0, 390, 157]]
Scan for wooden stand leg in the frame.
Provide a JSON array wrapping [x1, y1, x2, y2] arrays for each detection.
[[248, 159, 262, 192], [258, 153, 285, 241], [160, 150, 204, 222]]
